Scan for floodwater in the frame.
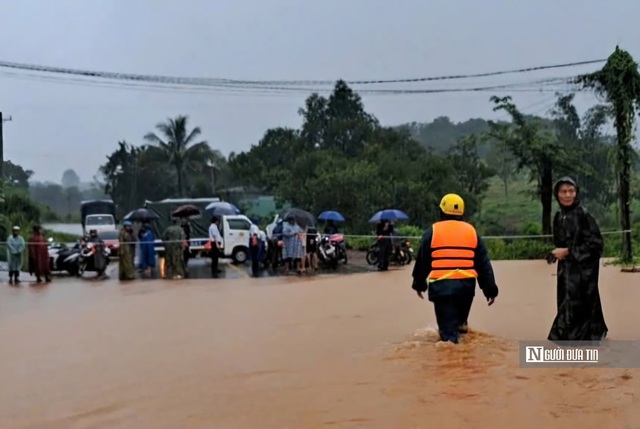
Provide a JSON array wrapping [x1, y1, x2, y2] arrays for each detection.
[[43, 223, 83, 237], [0, 260, 639, 429]]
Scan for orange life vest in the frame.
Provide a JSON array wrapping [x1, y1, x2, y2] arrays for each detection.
[[428, 220, 479, 282]]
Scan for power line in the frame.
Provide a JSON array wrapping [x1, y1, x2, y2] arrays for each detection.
[[0, 69, 578, 97], [0, 58, 606, 88]]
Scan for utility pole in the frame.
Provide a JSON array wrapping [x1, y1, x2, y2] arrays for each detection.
[[0, 112, 13, 182]]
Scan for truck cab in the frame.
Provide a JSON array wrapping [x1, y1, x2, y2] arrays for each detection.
[[217, 214, 258, 264], [80, 199, 117, 235], [84, 214, 116, 234]]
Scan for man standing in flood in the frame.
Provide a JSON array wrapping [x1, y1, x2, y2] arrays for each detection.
[[411, 194, 499, 344], [118, 221, 136, 281], [7, 226, 26, 285], [27, 225, 51, 283], [547, 177, 608, 341], [163, 218, 186, 279]]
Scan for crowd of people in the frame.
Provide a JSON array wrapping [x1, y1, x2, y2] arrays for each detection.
[[5, 176, 609, 344]]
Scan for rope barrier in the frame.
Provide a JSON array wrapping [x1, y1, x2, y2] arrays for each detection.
[[0, 230, 632, 246]]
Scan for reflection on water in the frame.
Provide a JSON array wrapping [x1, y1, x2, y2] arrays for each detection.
[[0, 260, 639, 428]]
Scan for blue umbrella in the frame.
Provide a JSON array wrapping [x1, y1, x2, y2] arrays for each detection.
[[204, 201, 241, 217], [369, 209, 409, 223], [318, 210, 346, 222]]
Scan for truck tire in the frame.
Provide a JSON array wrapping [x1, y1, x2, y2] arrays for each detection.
[[232, 246, 249, 265]]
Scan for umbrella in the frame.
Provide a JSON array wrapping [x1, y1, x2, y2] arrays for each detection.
[[318, 210, 346, 222], [369, 209, 409, 223], [204, 201, 241, 217], [124, 208, 160, 223], [171, 204, 201, 218], [279, 208, 316, 228]]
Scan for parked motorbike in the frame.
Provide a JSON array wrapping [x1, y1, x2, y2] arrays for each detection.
[[317, 233, 348, 269], [77, 241, 111, 276], [48, 239, 82, 276], [365, 237, 414, 266]]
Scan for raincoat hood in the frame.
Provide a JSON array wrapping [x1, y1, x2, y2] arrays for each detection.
[[553, 176, 580, 210]]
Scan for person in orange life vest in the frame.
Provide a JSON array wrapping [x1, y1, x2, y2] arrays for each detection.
[[411, 194, 499, 344]]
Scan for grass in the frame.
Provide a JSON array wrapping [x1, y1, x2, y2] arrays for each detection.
[[473, 176, 541, 236]]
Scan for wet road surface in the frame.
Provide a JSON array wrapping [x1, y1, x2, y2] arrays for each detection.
[[1, 259, 639, 428]]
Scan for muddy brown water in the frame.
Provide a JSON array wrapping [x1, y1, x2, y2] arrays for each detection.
[[0, 260, 639, 428]]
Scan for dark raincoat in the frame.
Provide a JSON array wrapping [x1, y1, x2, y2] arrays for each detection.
[[548, 177, 608, 341], [90, 236, 108, 274]]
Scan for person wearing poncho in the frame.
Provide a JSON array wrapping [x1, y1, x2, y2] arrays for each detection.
[[163, 219, 186, 279], [547, 177, 608, 341], [7, 226, 26, 285], [118, 221, 136, 281]]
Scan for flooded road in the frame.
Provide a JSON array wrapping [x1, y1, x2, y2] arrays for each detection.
[[0, 260, 639, 428], [43, 223, 83, 237]]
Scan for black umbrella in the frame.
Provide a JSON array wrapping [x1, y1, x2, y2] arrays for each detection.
[[171, 204, 201, 218], [279, 208, 316, 228], [124, 208, 160, 223]]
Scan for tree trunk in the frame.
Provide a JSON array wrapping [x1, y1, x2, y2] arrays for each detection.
[[540, 162, 553, 236], [502, 174, 509, 197], [618, 139, 633, 262]]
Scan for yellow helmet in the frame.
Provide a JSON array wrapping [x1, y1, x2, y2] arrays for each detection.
[[439, 193, 464, 216]]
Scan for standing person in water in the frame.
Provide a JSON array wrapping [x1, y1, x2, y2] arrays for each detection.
[[7, 226, 26, 285], [411, 194, 499, 344], [118, 221, 137, 281], [547, 177, 608, 341], [27, 225, 51, 283]]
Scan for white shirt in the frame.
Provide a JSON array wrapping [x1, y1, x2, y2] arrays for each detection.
[[209, 223, 223, 244], [249, 224, 260, 236]]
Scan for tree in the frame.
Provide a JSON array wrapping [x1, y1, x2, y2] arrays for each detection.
[[3, 160, 33, 188], [61, 169, 81, 188], [576, 46, 640, 262], [446, 135, 495, 213], [551, 94, 615, 217], [143, 115, 215, 197], [488, 96, 567, 235]]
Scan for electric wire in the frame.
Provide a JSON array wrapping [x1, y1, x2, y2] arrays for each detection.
[[0, 58, 606, 86]]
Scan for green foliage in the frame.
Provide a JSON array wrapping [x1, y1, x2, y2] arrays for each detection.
[[0, 184, 80, 264], [227, 81, 495, 233], [577, 46, 640, 263]]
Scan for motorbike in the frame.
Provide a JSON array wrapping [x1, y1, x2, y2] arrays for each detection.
[[48, 239, 83, 276], [317, 233, 348, 269], [365, 237, 414, 266], [77, 240, 111, 276]]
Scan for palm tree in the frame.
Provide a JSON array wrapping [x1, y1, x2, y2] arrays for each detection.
[[143, 115, 214, 197]]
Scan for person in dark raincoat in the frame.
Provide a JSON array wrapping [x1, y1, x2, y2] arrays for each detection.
[[248, 224, 266, 277], [547, 177, 608, 342], [376, 220, 393, 271], [163, 219, 186, 279], [411, 194, 499, 344], [138, 223, 157, 277], [180, 217, 192, 277], [27, 225, 51, 283], [324, 220, 338, 235], [118, 221, 136, 280], [88, 229, 108, 278]]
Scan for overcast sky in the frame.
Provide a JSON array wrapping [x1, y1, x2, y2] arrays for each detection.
[[1, 0, 638, 183]]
